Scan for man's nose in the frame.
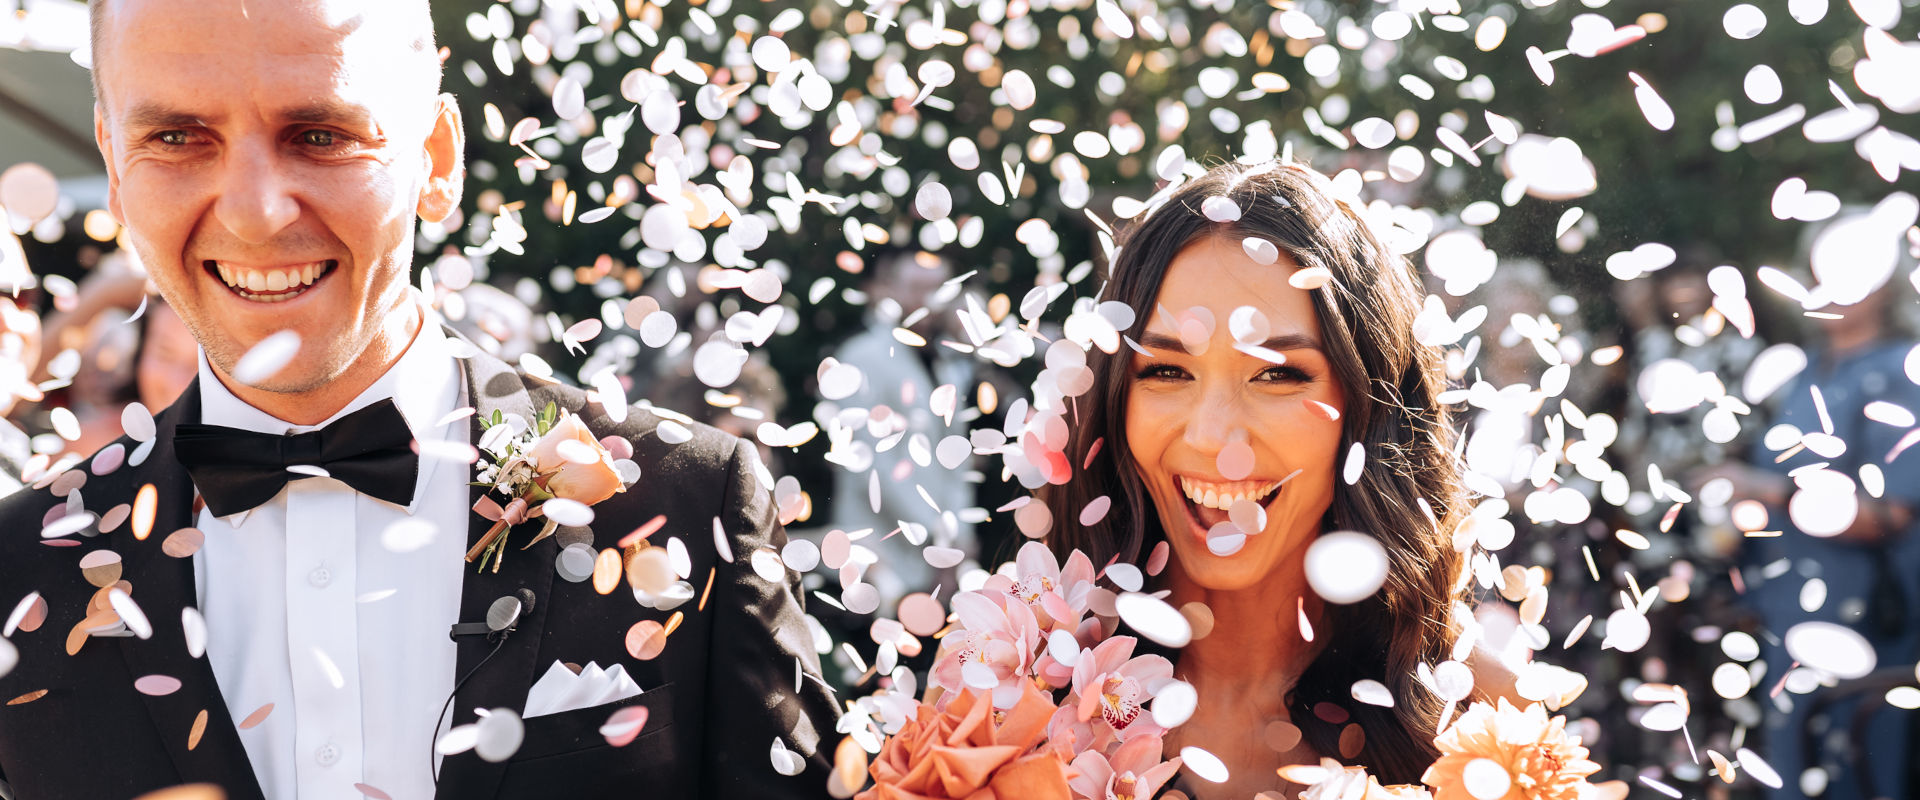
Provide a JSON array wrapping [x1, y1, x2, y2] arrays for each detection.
[[212, 141, 301, 245]]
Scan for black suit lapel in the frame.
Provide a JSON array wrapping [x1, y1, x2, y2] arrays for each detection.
[[434, 344, 560, 800], [113, 379, 268, 800]]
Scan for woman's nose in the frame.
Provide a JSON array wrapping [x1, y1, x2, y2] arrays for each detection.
[[1181, 385, 1246, 455]]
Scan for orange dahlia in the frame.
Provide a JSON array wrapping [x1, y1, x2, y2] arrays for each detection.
[[1421, 700, 1604, 800]]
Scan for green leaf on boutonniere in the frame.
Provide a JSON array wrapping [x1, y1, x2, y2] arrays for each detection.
[[536, 401, 558, 435]]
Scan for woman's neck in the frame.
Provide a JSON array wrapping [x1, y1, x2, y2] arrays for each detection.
[[1162, 548, 1325, 710], [1158, 550, 1330, 800]]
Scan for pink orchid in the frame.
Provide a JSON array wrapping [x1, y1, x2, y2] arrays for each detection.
[[931, 589, 1045, 709], [1067, 732, 1183, 800], [1069, 636, 1174, 744], [985, 541, 1099, 632], [1034, 616, 1106, 688]]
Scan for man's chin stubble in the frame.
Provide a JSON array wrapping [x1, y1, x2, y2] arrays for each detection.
[[206, 341, 352, 396]]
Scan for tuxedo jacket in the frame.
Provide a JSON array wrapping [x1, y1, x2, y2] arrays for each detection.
[[0, 341, 840, 799]]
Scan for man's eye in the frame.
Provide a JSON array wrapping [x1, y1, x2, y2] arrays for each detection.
[[157, 131, 190, 146], [300, 130, 338, 147]]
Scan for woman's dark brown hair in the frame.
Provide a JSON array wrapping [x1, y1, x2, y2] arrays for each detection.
[[1041, 160, 1469, 783]]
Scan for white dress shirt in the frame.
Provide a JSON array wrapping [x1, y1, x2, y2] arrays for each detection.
[[191, 318, 469, 800]]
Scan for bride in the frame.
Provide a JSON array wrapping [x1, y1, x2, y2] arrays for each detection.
[[1041, 160, 1482, 799]]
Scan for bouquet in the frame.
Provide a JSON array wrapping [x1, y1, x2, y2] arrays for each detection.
[[845, 542, 1184, 800], [839, 543, 1623, 800]]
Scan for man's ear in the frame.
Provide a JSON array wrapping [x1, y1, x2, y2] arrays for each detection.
[[417, 93, 465, 224], [94, 103, 125, 224]]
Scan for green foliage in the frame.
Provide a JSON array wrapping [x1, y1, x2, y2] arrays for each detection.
[[431, 0, 1912, 379]]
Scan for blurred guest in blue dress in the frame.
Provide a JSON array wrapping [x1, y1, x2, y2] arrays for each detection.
[[1695, 269, 1920, 800]]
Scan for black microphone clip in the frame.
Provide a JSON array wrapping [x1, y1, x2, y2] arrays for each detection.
[[449, 589, 537, 641]]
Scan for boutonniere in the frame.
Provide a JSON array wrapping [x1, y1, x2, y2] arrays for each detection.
[[467, 401, 626, 572]]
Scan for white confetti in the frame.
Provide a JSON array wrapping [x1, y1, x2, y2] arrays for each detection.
[[1114, 591, 1192, 649], [233, 331, 301, 385], [1180, 746, 1229, 783], [1783, 621, 1877, 679], [1342, 442, 1365, 485], [1305, 531, 1389, 604]]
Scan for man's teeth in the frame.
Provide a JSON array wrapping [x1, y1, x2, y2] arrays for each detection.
[[216, 262, 325, 300], [1179, 476, 1283, 510]]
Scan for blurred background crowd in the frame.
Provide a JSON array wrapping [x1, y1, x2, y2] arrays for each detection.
[[6, 0, 1920, 797]]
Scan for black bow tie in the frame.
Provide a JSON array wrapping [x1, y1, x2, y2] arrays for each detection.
[[173, 398, 420, 517]]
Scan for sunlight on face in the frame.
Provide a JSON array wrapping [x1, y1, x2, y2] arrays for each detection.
[[1124, 236, 1347, 591], [93, 0, 455, 394]]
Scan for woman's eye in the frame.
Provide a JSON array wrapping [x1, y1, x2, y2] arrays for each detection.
[[1257, 366, 1310, 383], [1137, 364, 1188, 381]]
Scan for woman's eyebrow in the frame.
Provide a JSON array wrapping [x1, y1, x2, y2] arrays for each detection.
[[1137, 330, 1324, 353]]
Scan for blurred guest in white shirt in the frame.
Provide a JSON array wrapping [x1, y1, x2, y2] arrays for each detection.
[[826, 250, 980, 610]]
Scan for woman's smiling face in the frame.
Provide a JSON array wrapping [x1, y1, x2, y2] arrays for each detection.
[[1124, 235, 1348, 591]]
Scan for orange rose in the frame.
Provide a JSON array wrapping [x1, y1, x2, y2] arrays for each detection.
[[858, 681, 1075, 800], [529, 413, 625, 505]]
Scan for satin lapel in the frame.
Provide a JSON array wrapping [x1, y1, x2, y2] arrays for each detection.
[[114, 379, 268, 800], [434, 343, 560, 800]]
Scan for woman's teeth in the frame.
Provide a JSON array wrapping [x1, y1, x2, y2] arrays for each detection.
[[214, 261, 328, 302], [1179, 476, 1282, 510]]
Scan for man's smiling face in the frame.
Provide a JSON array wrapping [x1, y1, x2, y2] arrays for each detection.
[[92, 0, 462, 395]]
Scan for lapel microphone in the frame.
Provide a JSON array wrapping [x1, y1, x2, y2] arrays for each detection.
[[449, 589, 537, 641], [434, 588, 539, 783]]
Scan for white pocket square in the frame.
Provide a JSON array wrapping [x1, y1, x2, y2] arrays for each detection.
[[524, 660, 643, 718]]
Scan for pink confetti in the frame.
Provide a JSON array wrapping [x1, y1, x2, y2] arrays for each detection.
[[1178, 318, 1211, 356], [1081, 437, 1104, 470], [1306, 400, 1341, 421], [821, 530, 851, 569], [601, 706, 651, 747], [898, 593, 946, 637], [1079, 496, 1112, 526], [1015, 502, 1053, 538], [564, 318, 603, 345], [1592, 24, 1648, 55], [239, 703, 275, 730], [601, 435, 634, 461], [1216, 440, 1255, 481], [1145, 541, 1170, 576], [616, 515, 668, 549], [89, 444, 125, 476]]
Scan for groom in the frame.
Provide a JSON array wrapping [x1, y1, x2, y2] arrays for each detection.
[[0, 1, 839, 798]]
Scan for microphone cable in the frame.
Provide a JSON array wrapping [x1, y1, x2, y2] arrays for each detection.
[[430, 588, 535, 784]]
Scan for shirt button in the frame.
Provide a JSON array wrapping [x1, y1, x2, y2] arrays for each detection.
[[308, 567, 332, 588], [316, 743, 340, 767]]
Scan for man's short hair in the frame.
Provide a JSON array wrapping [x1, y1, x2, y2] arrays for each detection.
[[87, 0, 106, 101], [87, 0, 442, 107]]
